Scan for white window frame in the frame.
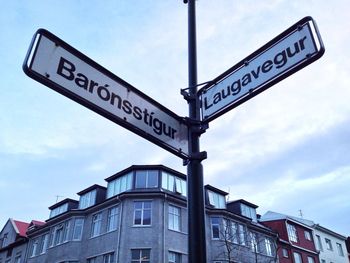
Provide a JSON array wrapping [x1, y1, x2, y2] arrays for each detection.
[[304, 230, 312, 241], [336, 243, 344, 256], [208, 190, 225, 209], [287, 223, 298, 242], [79, 189, 96, 209], [91, 213, 102, 237], [168, 205, 181, 231], [325, 238, 333, 250], [168, 251, 181, 263], [131, 249, 151, 263], [133, 201, 152, 226], [103, 252, 115, 263], [107, 206, 119, 232], [293, 252, 302, 263], [72, 218, 84, 240]]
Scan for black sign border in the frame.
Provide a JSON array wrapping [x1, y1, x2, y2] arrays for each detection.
[[23, 29, 189, 159], [198, 16, 325, 123]]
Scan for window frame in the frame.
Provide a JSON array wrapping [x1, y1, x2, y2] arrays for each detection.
[[107, 206, 119, 232], [133, 201, 152, 226], [287, 223, 298, 242], [336, 242, 344, 256], [91, 213, 102, 237], [131, 249, 151, 263], [325, 238, 333, 251], [168, 251, 181, 263], [168, 205, 181, 232], [72, 218, 84, 241], [79, 189, 97, 209], [135, 170, 159, 189]]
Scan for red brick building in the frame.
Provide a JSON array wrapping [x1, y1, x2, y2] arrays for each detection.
[[260, 211, 319, 263]]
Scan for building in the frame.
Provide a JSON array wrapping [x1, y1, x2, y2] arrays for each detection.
[[291, 219, 348, 263], [260, 211, 319, 263], [345, 237, 350, 263], [0, 218, 44, 263], [3, 164, 278, 263]]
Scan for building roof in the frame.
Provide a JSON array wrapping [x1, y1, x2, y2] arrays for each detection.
[[260, 211, 314, 230], [10, 219, 45, 238], [227, 199, 259, 209], [12, 219, 30, 237], [77, 184, 106, 195], [48, 198, 78, 210], [105, 164, 186, 182]]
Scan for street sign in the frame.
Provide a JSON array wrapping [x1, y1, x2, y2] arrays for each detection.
[[23, 29, 189, 159], [198, 16, 325, 122]]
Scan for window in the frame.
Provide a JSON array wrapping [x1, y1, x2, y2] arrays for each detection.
[[131, 249, 150, 263], [49, 203, 68, 218], [91, 213, 102, 237], [168, 205, 181, 231], [316, 235, 323, 251], [72, 218, 84, 240], [265, 238, 273, 256], [63, 220, 70, 242], [39, 233, 49, 254], [134, 201, 152, 226], [282, 248, 289, 258], [293, 252, 302, 263], [208, 190, 226, 209], [87, 258, 97, 263], [241, 204, 257, 221], [168, 251, 181, 263], [103, 252, 115, 263], [307, 256, 315, 263], [107, 172, 132, 198], [325, 238, 333, 250], [230, 221, 239, 244], [211, 217, 220, 239], [79, 189, 96, 209], [304, 230, 312, 241], [53, 224, 64, 245], [14, 255, 21, 263], [250, 232, 259, 253], [238, 224, 246, 245], [51, 220, 70, 246], [336, 243, 344, 256], [135, 170, 158, 188], [107, 206, 119, 232], [287, 223, 298, 242], [162, 172, 187, 197], [30, 238, 39, 257]]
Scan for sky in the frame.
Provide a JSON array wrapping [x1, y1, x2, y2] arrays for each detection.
[[1, 0, 349, 237]]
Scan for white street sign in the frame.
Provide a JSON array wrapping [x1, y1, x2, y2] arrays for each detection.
[[23, 29, 189, 158], [199, 16, 324, 122]]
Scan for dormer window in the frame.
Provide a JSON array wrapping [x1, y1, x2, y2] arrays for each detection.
[[241, 203, 257, 221], [162, 172, 187, 197], [49, 203, 68, 218], [208, 190, 226, 209], [79, 190, 96, 209], [135, 170, 158, 188], [106, 172, 132, 198]]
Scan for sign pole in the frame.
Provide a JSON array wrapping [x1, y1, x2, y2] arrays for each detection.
[[186, 0, 207, 262]]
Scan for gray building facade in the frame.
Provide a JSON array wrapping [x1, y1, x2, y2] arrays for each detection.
[[2, 165, 278, 263]]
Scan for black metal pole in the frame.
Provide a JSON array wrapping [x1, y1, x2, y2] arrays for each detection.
[[186, 0, 207, 262]]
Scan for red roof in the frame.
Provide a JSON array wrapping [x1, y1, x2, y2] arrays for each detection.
[[12, 220, 30, 237], [12, 219, 45, 237]]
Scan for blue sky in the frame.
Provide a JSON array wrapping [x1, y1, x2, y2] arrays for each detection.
[[1, 0, 349, 237]]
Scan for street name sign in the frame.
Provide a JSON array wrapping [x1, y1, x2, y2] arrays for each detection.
[[23, 29, 189, 159], [198, 16, 325, 122]]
